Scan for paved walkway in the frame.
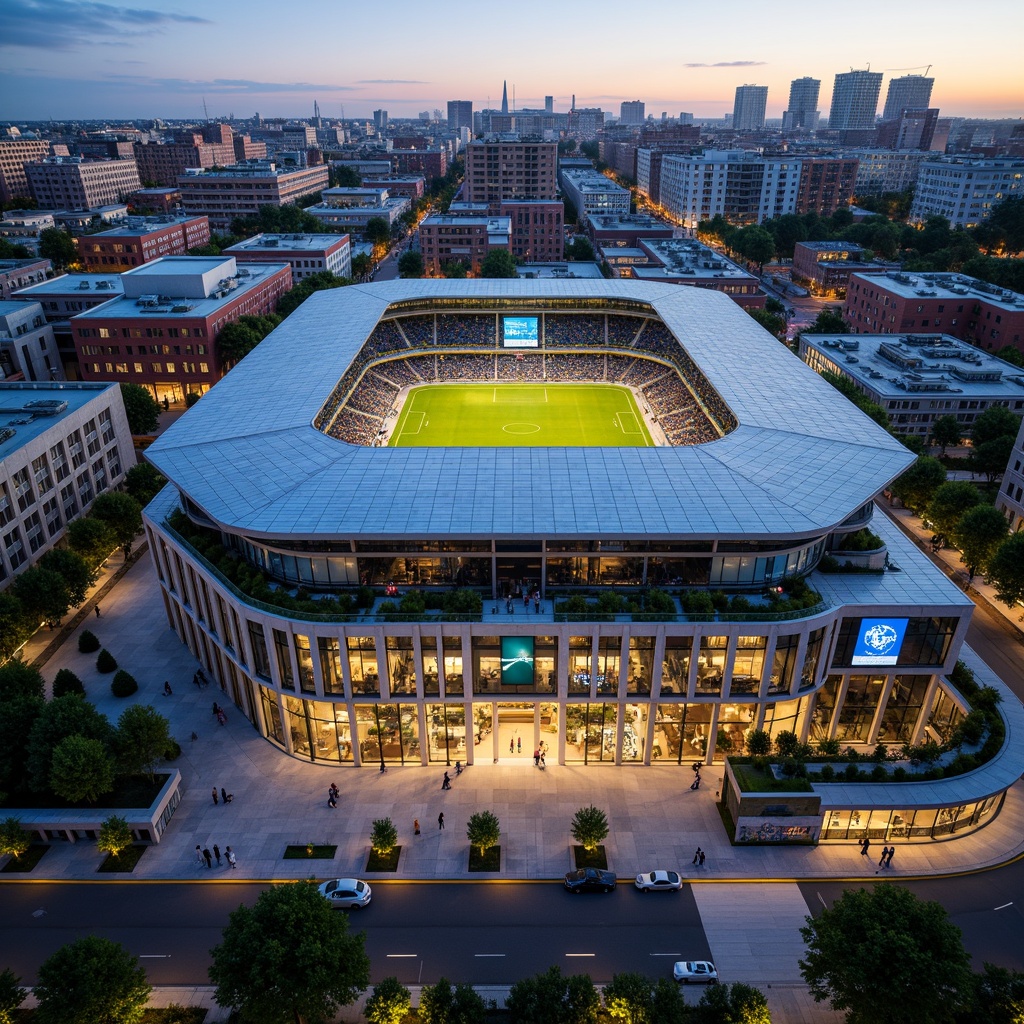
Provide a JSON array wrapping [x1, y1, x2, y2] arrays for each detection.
[[6, 508, 1024, 1022]]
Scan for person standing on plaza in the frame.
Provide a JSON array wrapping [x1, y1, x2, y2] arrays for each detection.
[[438, 812, 445, 830], [699, 849, 706, 867], [692, 846, 702, 866], [510, 737, 515, 754], [95, 605, 101, 618], [195, 845, 204, 867], [414, 818, 420, 836], [213, 844, 221, 865], [861, 837, 870, 856], [221, 787, 229, 804], [203, 847, 212, 869], [226, 846, 236, 869], [212, 787, 218, 805], [879, 846, 889, 868], [517, 737, 521, 753], [885, 846, 895, 868]]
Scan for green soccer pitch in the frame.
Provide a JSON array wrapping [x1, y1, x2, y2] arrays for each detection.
[[388, 383, 655, 447]]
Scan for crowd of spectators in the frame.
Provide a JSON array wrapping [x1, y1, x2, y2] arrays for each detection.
[[436, 354, 494, 381], [327, 407, 380, 446], [607, 315, 645, 346], [543, 354, 607, 381], [362, 320, 408, 360], [437, 314, 496, 347], [633, 320, 680, 358], [347, 372, 399, 417], [544, 314, 605, 347], [397, 315, 434, 346], [660, 409, 720, 445], [497, 354, 546, 380], [374, 359, 424, 388]]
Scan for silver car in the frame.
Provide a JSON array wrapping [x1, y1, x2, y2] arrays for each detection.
[[317, 878, 372, 909], [673, 960, 718, 984], [635, 870, 682, 892]]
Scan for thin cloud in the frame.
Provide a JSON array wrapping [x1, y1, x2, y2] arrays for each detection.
[[102, 75, 359, 94], [3, 0, 210, 50], [356, 79, 430, 85], [684, 61, 767, 68]]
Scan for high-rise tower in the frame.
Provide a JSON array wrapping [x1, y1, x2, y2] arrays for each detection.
[[882, 75, 934, 121], [501, 81, 509, 115], [828, 70, 883, 130], [782, 77, 820, 132], [732, 85, 768, 131]]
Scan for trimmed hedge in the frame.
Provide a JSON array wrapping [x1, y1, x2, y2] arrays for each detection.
[[111, 670, 138, 697], [78, 630, 100, 654], [96, 648, 118, 673], [52, 668, 85, 698]]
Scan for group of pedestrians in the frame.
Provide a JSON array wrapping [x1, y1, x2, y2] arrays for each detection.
[[211, 786, 233, 805], [859, 838, 896, 868], [692, 846, 706, 867], [195, 843, 236, 869]]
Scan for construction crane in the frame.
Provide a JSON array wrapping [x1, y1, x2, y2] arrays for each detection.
[[883, 65, 933, 75]]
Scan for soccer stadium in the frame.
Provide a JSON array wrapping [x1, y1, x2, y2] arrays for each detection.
[[143, 280, 1022, 844]]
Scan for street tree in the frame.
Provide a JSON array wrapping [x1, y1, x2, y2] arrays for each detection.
[[38, 227, 78, 270], [114, 704, 172, 780], [694, 982, 771, 1024], [0, 592, 32, 662], [97, 815, 134, 859], [398, 250, 424, 278], [950, 504, 1008, 581], [370, 816, 398, 856], [565, 236, 595, 262], [0, 695, 44, 799], [926, 481, 982, 538], [122, 463, 166, 507], [33, 935, 151, 1024], [0, 968, 26, 1024], [0, 817, 31, 861], [216, 314, 281, 368], [602, 972, 660, 1024], [418, 977, 487, 1024], [799, 883, 972, 1024], [0, 659, 45, 700], [889, 456, 947, 514], [506, 966, 600, 1024], [802, 307, 850, 334], [12, 567, 72, 627], [466, 810, 501, 856], [50, 734, 116, 804], [972, 436, 1015, 482], [748, 307, 787, 339], [570, 805, 609, 852], [209, 880, 370, 1024], [365, 217, 391, 246], [442, 259, 468, 278], [971, 405, 1021, 448], [955, 963, 1024, 1024], [987, 532, 1024, 610], [363, 977, 411, 1024], [932, 415, 962, 454], [89, 491, 143, 558], [26, 694, 113, 793], [66, 515, 116, 567], [736, 225, 776, 271], [39, 547, 97, 607], [352, 252, 372, 279], [118, 382, 161, 435], [479, 249, 518, 278]]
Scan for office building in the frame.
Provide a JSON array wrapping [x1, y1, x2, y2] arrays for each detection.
[[0, 258, 50, 302], [388, 149, 447, 181], [828, 70, 883, 131], [559, 168, 631, 221], [223, 232, 352, 282], [909, 158, 1024, 229], [586, 214, 674, 249], [359, 175, 426, 201], [844, 271, 1024, 356], [876, 109, 939, 152], [499, 201, 564, 262], [447, 101, 474, 134], [26, 157, 142, 212], [178, 161, 330, 232], [418, 214, 512, 275], [882, 75, 934, 121], [0, 301, 62, 382], [620, 101, 646, 125], [852, 150, 928, 195], [373, 110, 388, 132], [76, 215, 211, 272], [782, 78, 821, 132], [0, 139, 52, 204], [997, 418, 1024, 533], [304, 188, 411, 233], [0, 381, 133, 588], [69, 255, 292, 402], [732, 86, 768, 131], [139, 279, 1019, 846], [801, 332, 1024, 438], [792, 241, 887, 297], [134, 133, 237, 187]]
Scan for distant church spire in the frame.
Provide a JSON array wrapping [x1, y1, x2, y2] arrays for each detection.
[[501, 80, 509, 115]]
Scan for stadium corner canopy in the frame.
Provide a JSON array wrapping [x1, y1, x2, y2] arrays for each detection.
[[143, 281, 1022, 845]]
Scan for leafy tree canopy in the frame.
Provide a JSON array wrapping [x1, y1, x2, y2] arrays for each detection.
[[38, 227, 78, 271], [987, 532, 1024, 609], [803, 308, 850, 335], [97, 815, 134, 858], [26, 694, 113, 793], [398, 250, 424, 278], [122, 462, 166, 507], [50, 734, 116, 804], [479, 249, 518, 278], [889, 456, 948, 514], [0, 659, 45, 701], [466, 810, 501, 855], [38, 547, 97, 607], [971, 406, 1022, 448], [565, 236, 595, 262], [418, 977, 488, 1024], [209, 880, 370, 1024], [119, 382, 161, 435], [363, 977, 411, 1024], [570, 805, 609, 852], [114, 704, 172, 780], [12, 567, 73, 628], [89, 491, 143, 559], [66, 516, 116, 567], [931, 415, 962, 453], [506, 966, 600, 1024], [926, 481, 983, 538]]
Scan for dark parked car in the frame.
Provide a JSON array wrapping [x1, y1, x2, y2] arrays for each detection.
[[564, 867, 617, 893]]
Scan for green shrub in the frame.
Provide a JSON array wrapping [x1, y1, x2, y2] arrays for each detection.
[[643, 588, 676, 614], [816, 738, 841, 757], [955, 709, 986, 746], [949, 659, 979, 698], [819, 763, 835, 781], [870, 764, 888, 781], [682, 591, 714, 614], [729, 595, 752, 612], [746, 729, 771, 756], [111, 670, 138, 698], [843, 763, 860, 781], [892, 767, 907, 781], [52, 668, 85, 698], [872, 743, 888, 762], [596, 592, 625, 613], [96, 648, 118, 673], [780, 757, 800, 777], [709, 590, 729, 611], [774, 730, 799, 757], [164, 739, 182, 761], [78, 630, 100, 654]]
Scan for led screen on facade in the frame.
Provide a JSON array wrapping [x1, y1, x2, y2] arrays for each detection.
[[851, 617, 909, 666], [501, 636, 535, 685], [501, 316, 539, 348]]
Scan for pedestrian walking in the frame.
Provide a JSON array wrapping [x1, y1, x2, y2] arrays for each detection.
[[534, 749, 540, 766], [539, 752, 546, 768], [221, 787, 229, 804], [699, 850, 706, 867], [878, 846, 889, 867], [441, 771, 451, 790], [517, 737, 522, 753], [329, 783, 340, 801], [195, 844, 204, 867], [163, 680, 173, 696], [885, 846, 895, 868], [226, 846, 236, 869], [414, 818, 420, 835], [203, 847, 212, 868], [438, 812, 445, 830], [692, 846, 702, 866], [534, 596, 540, 613], [212, 787, 218, 805], [191, 731, 198, 742], [213, 844, 221, 865], [328, 792, 337, 809], [861, 837, 871, 856], [217, 709, 226, 726], [197, 668, 208, 686], [510, 737, 515, 754], [94, 605, 101, 618]]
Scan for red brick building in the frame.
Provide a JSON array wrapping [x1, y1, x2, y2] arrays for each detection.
[[389, 149, 447, 181], [77, 215, 211, 271], [794, 157, 859, 216], [26, 157, 142, 211], [499, 200, 564, 262], [463, 141, 558, 209], [419, 214, 511, 275], [70, 255, 292, 402], [360, 175, 426, 201], [844, 271, 1024, 356]]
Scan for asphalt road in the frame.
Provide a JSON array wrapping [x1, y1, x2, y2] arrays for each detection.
[[0, 881, 711, 987]]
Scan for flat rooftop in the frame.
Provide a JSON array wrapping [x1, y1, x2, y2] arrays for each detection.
[[224, 234, 349, 254], [0, 382, 119, 458], [89, 215, 205, 237], [589, 214, 674, 232], [13, 273, 124, 299], [803, 333, 1024, 402], [637, 238, 755, 281], [516, 262, 604, 279], [855, 271, 1024, 311]]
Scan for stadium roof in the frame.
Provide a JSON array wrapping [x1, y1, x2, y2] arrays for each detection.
[[145, 281, 915, 541]]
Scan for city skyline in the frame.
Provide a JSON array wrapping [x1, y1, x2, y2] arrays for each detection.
[[2, 0, 1022, 122]]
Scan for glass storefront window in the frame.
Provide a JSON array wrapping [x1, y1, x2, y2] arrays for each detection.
[[596, 637, 621, 695], [926, 686, 964, 744], [317, 637, 343, 695], [259, 685, 283, 745], [661, 637, 691, 696], [811, 674, 842, 742], [539, 702, 558, 752], [283, 695, 311, 758], [294, 634, 315, 694], [835, 675, 885, 744], [762, 698, 803, 743], [568, 636, 592, 693], [715, 702, 756, 760], [653, 703, 712, 762], [472, 703, 493, 752], [730, 636, 766, 696], [348, 637, 379, 696], [770, 634, 799, 695], [622, 704, 648, 761], [696, 636, 727, 696], [536, 636, 557, 694], [627, 636, 654, 694], [421, 636, 440, 696], [273, 629, 295, 691], [306, 700, 353, 763], [473, 636, 501, 695], [427, 703, 466, 763], [248, 620, 271, 680], [878, 675, 931, 745], [566, 703, 619, 763], [386, 636, 416, 696], [355, 703, 419, 765], [801, 627, 826, 690], [444, 636, 464, 696]]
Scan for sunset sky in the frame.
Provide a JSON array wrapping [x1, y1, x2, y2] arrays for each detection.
[[2, 0, 1022, 122]]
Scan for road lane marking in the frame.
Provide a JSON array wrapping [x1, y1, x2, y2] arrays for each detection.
[[138, 955, 171, 959], [565, 953, 596, 957], [474, 954, 506, 957], [650, 953, 681, 957], [994, 902, 1014, 910], [386, 954, 418, 958]]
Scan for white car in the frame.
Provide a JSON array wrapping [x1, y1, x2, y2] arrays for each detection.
[[317, 878, 372, 909], [673, 960, 718, 984], [635, 870, 682, 892]]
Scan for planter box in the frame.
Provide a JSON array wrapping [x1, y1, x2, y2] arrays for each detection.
[[723, 762, 821, 844]]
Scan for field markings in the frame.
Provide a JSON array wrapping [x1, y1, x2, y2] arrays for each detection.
[[400, 411, 426, 437]]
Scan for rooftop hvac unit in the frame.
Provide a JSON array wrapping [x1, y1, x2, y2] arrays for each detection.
[[78, 281, 90, 289]]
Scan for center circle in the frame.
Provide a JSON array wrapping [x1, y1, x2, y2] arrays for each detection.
[[503, 422, 542, 435]]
